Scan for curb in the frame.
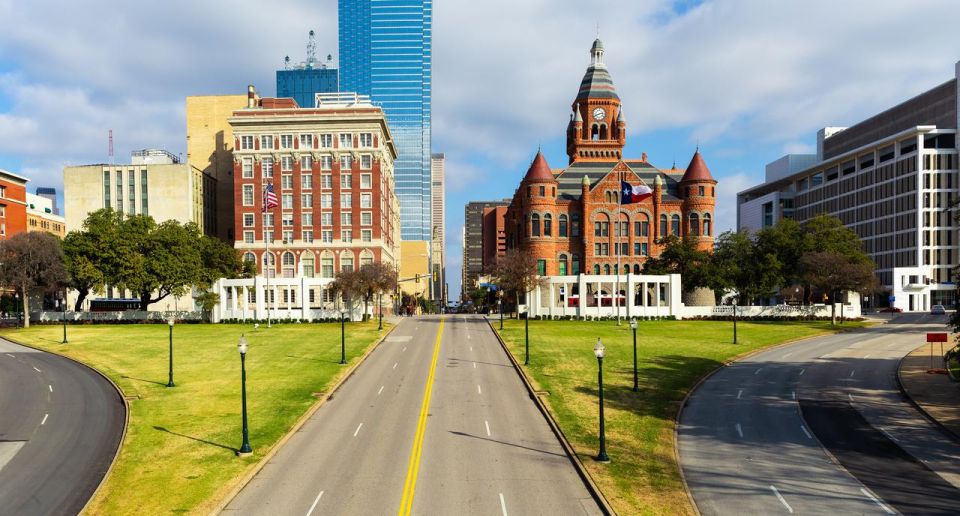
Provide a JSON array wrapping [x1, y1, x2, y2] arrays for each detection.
[[485, 318, 616, 516], [0, 334, 130, 516], [208, 322, 400, 515], [895, 344, 960, 445]]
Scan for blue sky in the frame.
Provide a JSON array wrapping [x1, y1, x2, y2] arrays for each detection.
[[1, 0, 959, 300]]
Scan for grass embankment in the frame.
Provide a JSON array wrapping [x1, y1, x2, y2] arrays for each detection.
[[497, 318, 866, 515], [2, 321, 389, 515]]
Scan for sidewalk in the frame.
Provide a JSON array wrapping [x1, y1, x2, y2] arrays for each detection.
[[898, 343, 960, 440]]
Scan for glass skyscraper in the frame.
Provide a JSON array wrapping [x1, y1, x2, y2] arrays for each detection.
[[276, 68, 339, 109], [339, 0, 432, 241]]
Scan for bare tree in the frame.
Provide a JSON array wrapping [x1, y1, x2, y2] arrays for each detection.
[[0, 232, 68, 328], [490, 249, 541, 318], [800, 251, 875, 325]]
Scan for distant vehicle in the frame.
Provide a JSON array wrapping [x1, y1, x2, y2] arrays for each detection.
[[880, 307, 903, 313], [89, 298, 141, 312], [931, 304, 946, 315]]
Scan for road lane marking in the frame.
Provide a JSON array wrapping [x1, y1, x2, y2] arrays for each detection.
[[477, 385, 482, 395], [378, 385, 385, 396], [467, 334, 471, 339], [863, 354, 870, 359], [48, 385, 52, 393], [4, 353, 13, 358], [470, 346, 473, 351], [305, 490, 324, 516], [485, 420, 491, 436], [879, 428, 898, 442], [499, 493, 508, 516], [354, 423, 363, 437], [800, 425, 812, 439], [783, 352, 793, 358], [32, 366, 41, 373], [770, 485, 793, 513], [799, 368, 805, 376], [393, 362, 398, 369], [737, 389, 743, 399], [403, 347, 407, 352], [791, 391, 796, 400], [398, 319, 444, 516], [754, 368, 762, 375], [473, 362, 476, 369], [849, 393, 855, 402], [735, 423, 743, 438], [41, 413, 48, 425], [860, 488, 894, 514], [849, 369, 855, 377]]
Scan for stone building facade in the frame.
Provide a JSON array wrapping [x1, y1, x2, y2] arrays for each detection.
[[504, 39, 717, 276]]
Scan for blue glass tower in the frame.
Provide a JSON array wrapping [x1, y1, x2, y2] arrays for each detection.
[[276, 68, 339, 108], [339, 0, 432, 241]]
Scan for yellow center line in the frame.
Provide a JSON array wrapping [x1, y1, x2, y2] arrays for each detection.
[[398, 318, 444, 516]]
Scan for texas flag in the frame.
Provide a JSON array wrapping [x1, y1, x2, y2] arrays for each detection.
[[621, 181, 653, 204]]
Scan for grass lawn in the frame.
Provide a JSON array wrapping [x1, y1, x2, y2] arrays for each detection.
[[496, 318, 867, 515], [1, 321, 389, 515]]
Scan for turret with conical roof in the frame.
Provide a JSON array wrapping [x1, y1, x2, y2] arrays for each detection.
[[679, 149, 717, 250]]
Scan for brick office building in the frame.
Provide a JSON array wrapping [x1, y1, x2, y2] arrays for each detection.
[[504, 39, 717, 276], [229, 89, 400, 279], [0, 169, 28, 239]]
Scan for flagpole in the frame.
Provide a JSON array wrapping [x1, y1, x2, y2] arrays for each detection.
[[264, 182, 272, 329], [617, 170, 622, 326]]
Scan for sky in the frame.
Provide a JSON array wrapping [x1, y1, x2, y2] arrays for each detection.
[[1, 0, 960, 300]]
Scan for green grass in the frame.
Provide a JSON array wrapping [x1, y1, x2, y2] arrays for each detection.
[[1, 321, 389, 515], [497, 318, 867, 516]]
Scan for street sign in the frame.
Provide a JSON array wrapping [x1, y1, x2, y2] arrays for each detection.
[[927, 332, 948, 342], [888, 295, 895, 303]]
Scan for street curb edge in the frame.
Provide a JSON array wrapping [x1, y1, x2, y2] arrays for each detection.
[[895, 343, 960, 445]]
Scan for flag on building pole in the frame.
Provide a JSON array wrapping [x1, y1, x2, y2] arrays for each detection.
[[621, 181, 653, 204], [263, 183, 279, 212], [262, 182, 278, 328]]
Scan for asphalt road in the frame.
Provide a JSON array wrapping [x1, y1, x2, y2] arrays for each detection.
[[0, 338, 126, 516], [224, 315, 601, 515], [678, 315, 960, 515]]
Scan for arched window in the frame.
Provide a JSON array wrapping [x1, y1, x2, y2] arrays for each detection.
[[593, 264, 601, 274], [262, 253, 276, 278], [282, 251, 296, 278], [572, 254, 580, 275], [360, 250, 374, 267], [671, 214, 681, 236], [624, 264, 630, 274], [690, 213, 700, 236], [591, 124, 599, 141], [599, 124, 608, 140], [244, 252, 256, 266], [559, 214, 568, 237], [302, 255, 315, 278], [544, 213, 552, 236], [633, 264, 641, 274], [703, 213, 712, 236], [660, 214, 668, 237], [341, 254, 354, 272], [531, 213, 541, 237], [571, 214, 581, 237], [604, 264, 611, 275], [559, 254, 568, 275]]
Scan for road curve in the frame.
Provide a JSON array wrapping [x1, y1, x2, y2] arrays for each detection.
[[678, 315, 960, 515], [0, 338, 126, 516]]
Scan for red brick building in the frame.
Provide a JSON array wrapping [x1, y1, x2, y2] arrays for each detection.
[[504, 39, 717, 276], [481, 205, 508, 271], [0, 169, 28, 240], [229, 90, 400, 278]]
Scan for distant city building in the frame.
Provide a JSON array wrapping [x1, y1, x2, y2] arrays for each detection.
[[35, 187, 58, 215], [228, 89, 400, 282], [738, 60, 960, 312], [26, 192, 64, 238], [430, 153, 445, 303], [399, 240, 430, 302], [482, 204, 508, 273], [276, 31, 338, 109], [186, 93, 249, 242], [462, 199, 510, 295], [63, 149, 216, 235], [339, 0, 433, 241], [503, 40, 716, 282], [0, 169, 28, 239]]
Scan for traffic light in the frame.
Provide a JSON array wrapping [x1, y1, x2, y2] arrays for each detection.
[[433, 270, 438, 282], [415, 274, 420, 284]]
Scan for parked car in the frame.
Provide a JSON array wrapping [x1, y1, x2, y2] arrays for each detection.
[[931, 304, 946, 315], [880, 307, 903, 313]]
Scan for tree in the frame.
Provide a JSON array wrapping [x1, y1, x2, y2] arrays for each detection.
[[0, 232, 68, 328], [711, 230, 782, 305], [756, 218, 804, 286], [490, 249, 540, 318], [800, 251, 875, 325], [343, 262, 398, 321], [62, 230, 104, 311], [641, 235, 713, 293]]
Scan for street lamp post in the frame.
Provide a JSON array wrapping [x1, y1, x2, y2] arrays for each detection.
[[732, 301, 738, 344], [167, 318, 175, 387], [378, 292, 383, 331], [524, 310, 530, 366], [60, 293, 68, 344], [594, 339, 610, 463], [498, 291, 503, 331], [237, 335, 252, 456], [15, 292, 20, 329], [340, 310, 347, 365], [630, 318, 639, 392]]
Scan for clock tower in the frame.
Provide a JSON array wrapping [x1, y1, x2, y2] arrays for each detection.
[[566, 38, 627, 164]]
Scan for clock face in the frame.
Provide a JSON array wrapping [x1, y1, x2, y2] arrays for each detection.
[[592, 107, 605, 121]]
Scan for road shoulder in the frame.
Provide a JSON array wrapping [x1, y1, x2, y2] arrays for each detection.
[[897, 343, 960, 442]]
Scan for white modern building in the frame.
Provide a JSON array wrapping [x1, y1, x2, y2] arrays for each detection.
[[738, 61, 960, 311]]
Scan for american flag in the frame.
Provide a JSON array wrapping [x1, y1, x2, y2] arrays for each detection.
[[262, 183, 279, 212]]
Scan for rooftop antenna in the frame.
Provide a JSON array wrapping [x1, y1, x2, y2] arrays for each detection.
[[108, 129, 114, 164], [284, 55, 291, 70], [306, 30, 317, 69], [596, 23, 600, 38]]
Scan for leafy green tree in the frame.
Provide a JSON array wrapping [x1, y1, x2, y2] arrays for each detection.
[[712, 230, 782, 305], [0, 232, 68, 327], [756, 218, 804, 286], [641, 235, 713, 293], [62, 230, 104, 311]]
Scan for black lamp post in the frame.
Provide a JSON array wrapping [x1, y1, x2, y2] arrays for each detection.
[[340, 310, 347, 365], [166, 318, 175, 387], [15, 292, 20, 329], [237, 335, 252, 456], [378, 292, 383, 331], [60, 293, 68, 344], [594, 338, 610, 463], [732, 301, 738, 344], [630, 318, 639, 392], [498, 291, 503, 331], [524, 310, 530, 366]]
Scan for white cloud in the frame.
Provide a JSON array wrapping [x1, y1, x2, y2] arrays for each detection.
[[713, 172, 753, 235]]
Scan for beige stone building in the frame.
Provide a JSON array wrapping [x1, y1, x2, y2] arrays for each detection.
[[186, 94, 248, 242], [26, 192, 65, 238], [399, 240, 430, 299]]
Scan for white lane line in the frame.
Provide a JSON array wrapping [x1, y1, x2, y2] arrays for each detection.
[[860, 488, 894, 514], [799, 368, 805, 376], [849, 393, 855, 402], [770, 485, 793, 513], [754, 368, 762, 375], [473, 362, 477, 369], [735, 423, 743, 438], [33, 366, 41, 373], [4, 353, 13, 358], [477, 385, 482, 395], [863, 354, 870, 359], [792, 391, 796, 400], [499, 492, 508, 516], [467, 334, 472, 340], [305, 490, 324, 516], [402, 346, 407, 352], [783, 352, 793, 358], [485, 420, 491, 437], [879, 427, 899, 442], [41, 413, 48, 425], [737, 389, 743, 399], [850, 369, 856, 377], [353, 423, 363, 437], [377, 385, 384, 396], [393, 362, 398, 369], [800, 425, 812, 439], [470, 346, 473, 351], [48, 385, 52, 393]]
